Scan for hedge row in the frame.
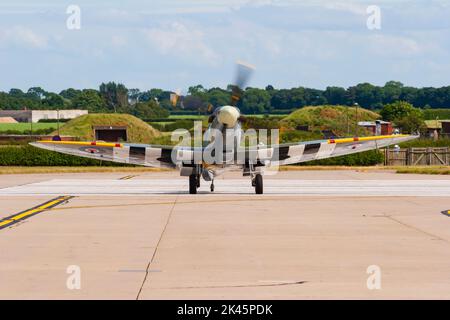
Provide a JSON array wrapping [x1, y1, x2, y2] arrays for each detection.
[[150, 120, 198, 132], [299, 150, 385, 166], [0, 128, 55, 135], [399, 137, 450, 148]]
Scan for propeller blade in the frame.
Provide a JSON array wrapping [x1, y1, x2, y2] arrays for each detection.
[[231, 61, 255, 106], [169, 93, 179, 107]]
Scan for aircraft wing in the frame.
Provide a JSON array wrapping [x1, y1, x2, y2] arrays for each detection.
[[30, 140, 179, 168], [31, 134, 418, 168], [252, 134, 418, 166]]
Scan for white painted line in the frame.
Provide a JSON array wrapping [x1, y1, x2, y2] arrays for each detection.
[[0, 179, 449, 196]]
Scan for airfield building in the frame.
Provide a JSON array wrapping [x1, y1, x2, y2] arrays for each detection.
[[358, 120, 393, 136], [0, 110, 88, 123]]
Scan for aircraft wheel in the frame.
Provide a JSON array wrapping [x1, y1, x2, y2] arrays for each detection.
[[210, 183, 215, 192], [189, 175, 198, 194], [255, 174, 263, 194]]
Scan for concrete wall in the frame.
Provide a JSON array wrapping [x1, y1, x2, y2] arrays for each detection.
[[0, 110, 88, 123], [0, 110, 88, 122], [0, 110, 32, 122], [31, 110, 88, 123]]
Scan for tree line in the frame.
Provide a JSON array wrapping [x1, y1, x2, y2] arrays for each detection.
[[1, 81, 450, 117]]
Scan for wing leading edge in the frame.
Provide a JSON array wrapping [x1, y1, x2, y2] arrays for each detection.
[[258, 134, 418, 166], [29, 140, 177, 168], [30, 134, 418, 167]]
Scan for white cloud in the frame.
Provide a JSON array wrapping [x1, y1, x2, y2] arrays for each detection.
[[111, 35, 127, 47], [1, 1, 450, 91], [368, 34, 422, 56], [0, 26, 47, 49], [142, 22, 221, 65]]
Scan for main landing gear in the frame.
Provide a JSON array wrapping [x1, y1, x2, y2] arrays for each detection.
[[189, 174, 215, 194], [189, 174, 200, 194], [252, 173, 263, 194], [245, 163, 263, 194], [187, 166, 216, 194]]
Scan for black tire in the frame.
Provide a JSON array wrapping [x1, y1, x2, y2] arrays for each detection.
[[197, 175, 201, 188], [255, 174, 263, 194], [189, 175, 197, 194]]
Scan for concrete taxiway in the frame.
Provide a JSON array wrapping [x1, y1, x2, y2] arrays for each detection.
[[0, 170, 449, 299]]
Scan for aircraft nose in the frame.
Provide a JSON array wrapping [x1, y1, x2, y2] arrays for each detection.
[[217, 106, 240, 127]]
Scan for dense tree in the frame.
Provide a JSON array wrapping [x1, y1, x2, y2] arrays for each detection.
[[27, 87, 47, 100], [127, 88, 142, 106], [241, 88, 271, 114], [324, 87, 347, 105], [71, 89, 106, 111], [380, 101, 417, 121], [206, 88, 229, 108], [41, 92, 65, 109], [125, 100, 169, 119], [395, 112, 425, 133], [8, 88, 26, 98], [59, 88, 81, 100], [270, 89, 291, 110], [352, 83, 383, 109], [188, 85, 206, 95], [380, 101, 424, 133], [383, 81, 403, 104], [99, 82, 128, 112], [2, 81, 450, 118]]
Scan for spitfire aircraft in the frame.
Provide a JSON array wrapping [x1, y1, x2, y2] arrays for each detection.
[[31, 63, 418, 194]]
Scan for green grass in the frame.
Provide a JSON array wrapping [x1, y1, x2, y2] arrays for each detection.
[[423, 109, 450, 120], [0, 123, 59, 132], [399, 138, 450, 148], [395, 166, 450, 175], [282, 105, 380, 137], [168, 115, 206, 120], [56, 113, 161, 143], [150, 121, 176, 125]]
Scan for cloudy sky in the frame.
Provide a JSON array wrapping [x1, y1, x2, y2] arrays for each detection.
[[0, 0, 449, 92]]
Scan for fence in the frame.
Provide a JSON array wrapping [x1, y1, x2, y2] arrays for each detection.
[[385, 147, 450, 166]]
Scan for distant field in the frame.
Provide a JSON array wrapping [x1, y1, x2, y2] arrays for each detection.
[[0, 123, 59, 132], [168, 115, 206, 120], [423, 109, 450, 120]]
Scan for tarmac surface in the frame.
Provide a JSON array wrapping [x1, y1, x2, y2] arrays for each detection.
[[0, 170, 449, 299]]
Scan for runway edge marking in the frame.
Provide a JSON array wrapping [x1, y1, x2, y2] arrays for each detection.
[[0, 195, 74, 230]]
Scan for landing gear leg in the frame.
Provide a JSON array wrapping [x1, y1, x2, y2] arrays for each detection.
[[210, 179, 215, 192], [189, 174, 198, 194]]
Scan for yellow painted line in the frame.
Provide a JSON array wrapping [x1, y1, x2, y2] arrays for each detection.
[[328, 134, 410, 144], [38, 141, 123, 148], [119, 175, 137, 180], [0, 196, 74, 230]]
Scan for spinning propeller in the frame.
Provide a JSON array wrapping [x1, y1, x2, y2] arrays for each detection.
[[230, 61, 255, 107], [170, 61, 255, 114]]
